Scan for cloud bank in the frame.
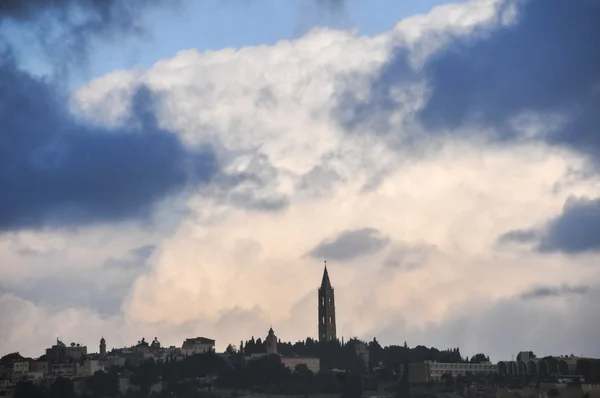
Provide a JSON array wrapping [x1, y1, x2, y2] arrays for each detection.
[[2, 0, 600, 362]]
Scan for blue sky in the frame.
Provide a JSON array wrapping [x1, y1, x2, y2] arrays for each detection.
[[5, 0, 456, 88]]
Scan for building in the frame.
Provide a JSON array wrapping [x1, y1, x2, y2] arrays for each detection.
[[45, 339, 87, 362], [266, 327, 277, 355], [281, 356, 321, 374], [76, 359, 104, 377], [354, 341, 370, 370], [248, 327, 321, 374], [45, 339, 67, 361], [181, 337, 215, 356], [150, 337, 161, 352], [318, 261, 337, 343], [406, 361, 498, 383], [65, 343, 87, 360], [99, 337, 107, 359], [50, 362, 77, 378], [0, 379, 12, 398], [12, 361, 29, 374], [29, 361, 48, 376]]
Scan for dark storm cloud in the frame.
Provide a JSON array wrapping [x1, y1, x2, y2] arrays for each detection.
[[309, 227, 390, 262], [336, 48, 417, 134], [0, 0, 220, 231], [0, 0, 168, 62], [339, 0, 600, 160], [538, 197, 600, 254], [498, 197, 600, 254], [0, 0, 145, 18], [497, 228, 539, 245], [418, 0, 600, 149], [520, 284, 590, 300], [0, 54, 218, 231]]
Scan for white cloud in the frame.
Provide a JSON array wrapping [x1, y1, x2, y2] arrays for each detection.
[[3, 0, 600, 361]]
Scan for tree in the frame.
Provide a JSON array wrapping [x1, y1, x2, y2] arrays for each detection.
[[339, 373, 362, 398], [225, 344, 238, 355], [131, 359, 162, 396], [368, 338, 384, 371], [295, 364, 312, 376], [548, 387, 559, 397], [14, 381, 47, 398], [470, 353, 490, 363], [246, 354, 290, 386], [442, 373, 454, 388], [1, 352, 25, 364], [517, 351, 536, 361], [86, 370, 119, 397], [455, 374, 467, 393], [50, 377, 76, 398], [396, 361, 410, 398]]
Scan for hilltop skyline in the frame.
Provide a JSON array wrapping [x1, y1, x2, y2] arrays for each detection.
[[1, 0, 600, 362]]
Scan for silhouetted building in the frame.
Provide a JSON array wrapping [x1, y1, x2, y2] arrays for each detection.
[[266, 327, 277, 355], [181, 337, 215, 356], [255, 327, 320, 373], [45, 339, 87, 362], [318, 262, 337, 343], [99, 337, 106, 359]]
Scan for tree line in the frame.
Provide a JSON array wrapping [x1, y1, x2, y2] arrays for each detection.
[[4, 337, 491, 398]]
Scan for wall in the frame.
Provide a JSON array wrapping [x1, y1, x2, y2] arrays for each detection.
[[281, 357, 321, 374]]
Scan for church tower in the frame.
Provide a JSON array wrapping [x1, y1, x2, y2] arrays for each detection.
[[318, 261, 336, 343], [265, 327, 278, 355], [99, 337, 106, 359]]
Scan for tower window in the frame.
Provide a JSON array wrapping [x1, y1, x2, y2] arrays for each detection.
[[328, 297, 332, 305], [328, 315, 332, 324], [329, 334, 333, 340], [321, 297, 324, 306], [322, 316, 325, 325]]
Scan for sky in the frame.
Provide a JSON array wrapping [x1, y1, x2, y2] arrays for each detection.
[[1, 0, 600, 362]]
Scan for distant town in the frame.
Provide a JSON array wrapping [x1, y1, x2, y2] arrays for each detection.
[[1, 266, 599, 398]]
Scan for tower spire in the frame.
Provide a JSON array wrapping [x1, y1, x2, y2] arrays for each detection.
[[321, 261, 332, 290]]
